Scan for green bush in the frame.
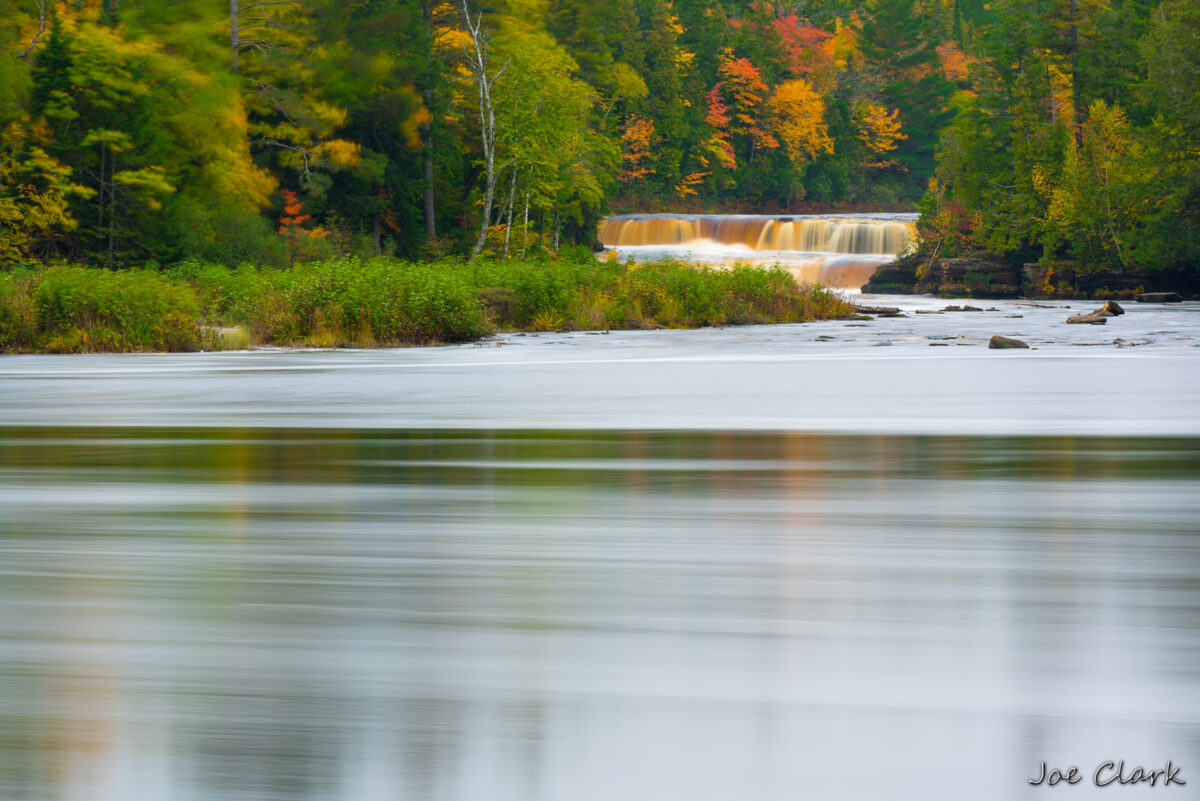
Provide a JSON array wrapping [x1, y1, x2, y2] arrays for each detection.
[[2, 255, 854, 353], [29, 266, 202, 352]]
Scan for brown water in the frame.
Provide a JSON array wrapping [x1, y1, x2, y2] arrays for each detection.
[[598, 215, 915, 253], [598, 213, 916, 289]]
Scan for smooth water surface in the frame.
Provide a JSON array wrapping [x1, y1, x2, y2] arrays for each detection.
[[2, 299, 1199, 801]]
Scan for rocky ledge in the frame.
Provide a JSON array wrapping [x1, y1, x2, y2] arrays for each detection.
[[863, 256, 1198, 300]]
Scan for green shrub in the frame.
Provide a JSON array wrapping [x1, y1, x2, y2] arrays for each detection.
[[31, 266, 202, 352]]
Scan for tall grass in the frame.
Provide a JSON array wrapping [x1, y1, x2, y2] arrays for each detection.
[[1, 256, 855, 353], [2, 266, 201, 353]]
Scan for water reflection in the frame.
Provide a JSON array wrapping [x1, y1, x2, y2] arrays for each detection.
[[1, 429, 1198, 800]]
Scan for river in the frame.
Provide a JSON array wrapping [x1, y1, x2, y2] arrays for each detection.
[[2, 284, 1199, 798]]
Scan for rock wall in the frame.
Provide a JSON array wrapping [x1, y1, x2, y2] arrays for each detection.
[[863, 257, 1198, 299]]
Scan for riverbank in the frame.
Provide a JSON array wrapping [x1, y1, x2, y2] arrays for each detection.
[[865, 253, 1200, 300], [0, 258, 856, 354]]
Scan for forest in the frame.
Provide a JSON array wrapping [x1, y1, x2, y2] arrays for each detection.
[[0, 0, 1197, 273]]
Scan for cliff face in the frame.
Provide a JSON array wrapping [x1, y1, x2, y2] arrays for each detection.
[[863, 257, 1021, 298], [863, 258, 1199, 299]]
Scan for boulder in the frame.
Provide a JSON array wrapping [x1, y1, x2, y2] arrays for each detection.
[[1066, 314, 1107, 324], [988, 335, 1030, 349], [1101, 300, 1125, 315], [1135, 292, 1183, 303]]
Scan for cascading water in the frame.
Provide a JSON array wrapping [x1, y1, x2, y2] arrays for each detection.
[[598, 213, 918, 290]]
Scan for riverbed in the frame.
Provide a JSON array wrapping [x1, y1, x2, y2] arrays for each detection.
[[1, 297, 1198, 801]]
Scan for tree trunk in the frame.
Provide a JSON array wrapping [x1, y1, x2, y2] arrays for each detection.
[[519, 191, 529, 258], [461, 0, 509, 260], [230, 0, 240, 73], [1070, 0, 1082, 146], [97, 144, 106, 263], [107, 151, 116, 267], [502, 168, 517, 258], [422, 0, 436, 240]]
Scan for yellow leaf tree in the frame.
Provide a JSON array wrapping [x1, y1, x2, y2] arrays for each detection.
[[769, 79, 833, 167]]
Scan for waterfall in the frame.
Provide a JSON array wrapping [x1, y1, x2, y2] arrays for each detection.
[[598, 213, 917, 290]]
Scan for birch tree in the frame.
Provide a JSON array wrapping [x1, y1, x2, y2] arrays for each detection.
[[459, 0, 509, 259]]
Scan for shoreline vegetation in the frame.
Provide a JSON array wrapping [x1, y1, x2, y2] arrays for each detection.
[[0, 257, 856, 354]]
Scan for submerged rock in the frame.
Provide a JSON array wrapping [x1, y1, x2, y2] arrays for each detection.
[[988, 335, 1030, 349], [1135, 292, 1183, 303]]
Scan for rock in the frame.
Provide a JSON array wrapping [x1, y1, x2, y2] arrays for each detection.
[[815, 335, 835, 341], [1135, 292, 1183, 303], [1006, 314, 1024, 318], [878, 312, 907, 318], [856, 305, 901, 314], [1066, 314, 1108, 324], [872, 341, 893, 347], [862, 256, 921, 294], [929, 343, 950, 346], [915, 309, 943, 314], [920, 258, 1022, 298], [1101, 300, 1125, 316], [988, 335, 1030, 349], [1113, 338, 1136, 347], [943, 304, 983, 312]]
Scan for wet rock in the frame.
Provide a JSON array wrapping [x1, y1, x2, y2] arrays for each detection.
[[878, 312, 908, 318], [853, 315, 874, 321], [1006, 314, 1024, 318], [872, 341, 894, 346], [915, 309, 943, 315], [943, 304, 983, 312], [929, 342, 950, 346], [988, 335, 1030, 349], [1113, 338, 1136, 347], [815, 335, 836, 341], [1101, 300, 1125, 316], [1135, 292, 1183, 303], [856, 305, 901, 314], [1066, 313, 1107, 324]]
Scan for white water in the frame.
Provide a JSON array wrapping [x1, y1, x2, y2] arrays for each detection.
[[598, 213, 918, 289]]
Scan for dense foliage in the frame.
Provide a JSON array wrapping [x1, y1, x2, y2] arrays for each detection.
[[0, 0, 972, 267], [920, 0, 1200, 273], [0, 0, 1194, 275]]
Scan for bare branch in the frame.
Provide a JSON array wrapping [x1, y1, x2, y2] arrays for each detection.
[[17, 0, 48, 61]]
